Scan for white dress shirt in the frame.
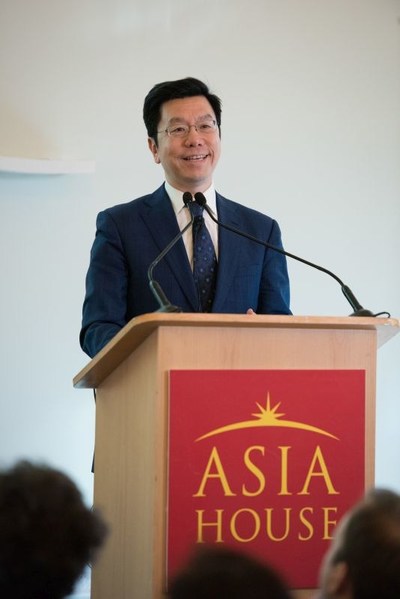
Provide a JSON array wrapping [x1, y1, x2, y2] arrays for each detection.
[[165, 182, 219, 269]]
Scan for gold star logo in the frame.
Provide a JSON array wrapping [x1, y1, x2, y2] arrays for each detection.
[[196, 393, 338, 441]]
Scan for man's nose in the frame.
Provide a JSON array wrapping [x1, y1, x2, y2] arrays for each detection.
[[185, 125, 204, 144]]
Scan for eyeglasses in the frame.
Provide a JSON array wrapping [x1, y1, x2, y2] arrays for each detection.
[[158, 119, 218, 138]]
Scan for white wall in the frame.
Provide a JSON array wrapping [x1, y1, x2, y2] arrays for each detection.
[[1, 1, 399, 596]]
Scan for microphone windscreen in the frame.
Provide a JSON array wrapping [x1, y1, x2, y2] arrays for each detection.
[[194, 192, 207, 207], [182, 191, 193, 206]]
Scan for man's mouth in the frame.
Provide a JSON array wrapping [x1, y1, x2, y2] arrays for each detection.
[[183, 154, 208, 161]]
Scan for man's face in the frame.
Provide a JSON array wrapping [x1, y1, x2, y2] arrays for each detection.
[[148, 95, 221, 194]]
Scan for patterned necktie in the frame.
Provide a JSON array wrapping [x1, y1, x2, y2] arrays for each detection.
[[191, 202, 218, 312]]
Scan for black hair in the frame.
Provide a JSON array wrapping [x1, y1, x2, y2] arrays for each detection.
[[168, 545, 291, 599], [0, 461, 108, 599], [333, 488, 400, 599], [143, 77, 222, 143]]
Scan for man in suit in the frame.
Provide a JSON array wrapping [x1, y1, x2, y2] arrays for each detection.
[[80, 77, 291, 358], [317, 487, 400, 599]]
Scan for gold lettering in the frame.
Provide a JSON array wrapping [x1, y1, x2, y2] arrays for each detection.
[[264, 508, 291, 541], [298, 507, 314, 541], [242, 446, 265, 497], [299, 446, 339, 495], [193, 447, 236, 497], [322, 507, 338, 540], [279, 446, 292, 496], [230, 508, 260, 542], [196, 509, 224, 542]]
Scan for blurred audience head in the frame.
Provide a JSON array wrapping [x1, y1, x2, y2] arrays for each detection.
[[168, 545, 292, 599], [0, 460, 108, 599], [318, 487, 400, 599]]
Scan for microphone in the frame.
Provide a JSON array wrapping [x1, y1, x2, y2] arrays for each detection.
[[194, 192, 387, 318], [147, 191, 194, 312]]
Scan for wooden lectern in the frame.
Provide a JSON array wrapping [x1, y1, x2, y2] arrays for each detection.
[[73, 314, 399, 599]]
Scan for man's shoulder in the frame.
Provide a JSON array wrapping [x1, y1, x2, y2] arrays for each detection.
[[216, 193, 275, 224], [102, 184, 167, 218]]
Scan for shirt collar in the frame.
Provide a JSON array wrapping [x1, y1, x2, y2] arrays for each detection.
[[165, 182, 217, 216]]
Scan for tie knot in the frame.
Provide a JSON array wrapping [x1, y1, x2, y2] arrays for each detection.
[[190, 202, 204, 218]]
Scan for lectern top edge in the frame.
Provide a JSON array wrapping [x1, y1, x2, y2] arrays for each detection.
[[73, 314, 399, 390]]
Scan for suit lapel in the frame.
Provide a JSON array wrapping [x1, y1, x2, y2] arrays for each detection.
[[212, 194, 243, 311], [140, 186, 198, 310]]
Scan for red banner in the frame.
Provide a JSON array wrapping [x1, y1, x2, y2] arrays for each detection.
[[167, 369, 365, 588]]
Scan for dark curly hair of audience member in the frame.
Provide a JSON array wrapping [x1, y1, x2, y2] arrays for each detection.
[[167, 545, 292, 599], [0, 460, 108, 599]]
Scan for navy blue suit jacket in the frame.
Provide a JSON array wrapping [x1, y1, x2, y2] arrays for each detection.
[[80, 185, 291, 357]]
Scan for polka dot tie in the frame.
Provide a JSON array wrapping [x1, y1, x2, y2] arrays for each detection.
[[191, 203, 218, 312]]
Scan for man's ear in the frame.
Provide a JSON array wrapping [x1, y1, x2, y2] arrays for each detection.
[[326, 561, 350, 596], [148, 138, 161, 164]]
